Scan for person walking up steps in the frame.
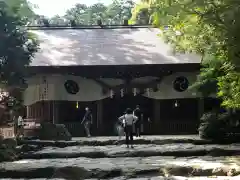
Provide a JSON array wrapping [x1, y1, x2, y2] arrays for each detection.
[[118, 108, 138, 148], [81, 107, 93, 137]]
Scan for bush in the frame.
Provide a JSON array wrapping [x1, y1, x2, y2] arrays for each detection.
[[198, 111, 228, 140], [198, 110, 240, 140], [39, 123, 72, 141], [0, 138, 17, 162]]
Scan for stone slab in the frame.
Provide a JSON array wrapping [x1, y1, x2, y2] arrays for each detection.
[[19, 135, 212, 147], [20, 144, 240, 159], [0, 156, 239, 178], [20, 135, 240, 147]]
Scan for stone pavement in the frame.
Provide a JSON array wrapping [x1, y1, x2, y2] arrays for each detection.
[[1, 135, 240, 179], [21, 135, 212, 147], [19, 135, 239, 148], [20, 143, 240, 159], [0, 156, 240, 178], [72, 135, 201, 142]]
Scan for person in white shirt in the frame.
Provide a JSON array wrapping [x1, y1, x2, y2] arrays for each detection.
[[118, 108, 138, 148], [116, 117, 125, 140], [14, 114, 24, 138]]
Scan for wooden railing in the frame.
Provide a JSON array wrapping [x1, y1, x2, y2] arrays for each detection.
[[160, 121, 198, 134], [23, 118, 41, 137]]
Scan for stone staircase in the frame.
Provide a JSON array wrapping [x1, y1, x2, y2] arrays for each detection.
[[0, 135, 239, 179]]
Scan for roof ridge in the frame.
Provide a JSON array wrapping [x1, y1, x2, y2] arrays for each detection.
[[26, 25, 157, 30]]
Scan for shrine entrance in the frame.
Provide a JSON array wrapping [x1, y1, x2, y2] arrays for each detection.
[[101, 94, 153, 135]]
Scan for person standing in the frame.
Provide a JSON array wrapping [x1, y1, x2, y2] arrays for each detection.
[[118, 108, 138, 148], [133, 105, 143, 137], [13, 112, 24, 139], [116, 118, 125, 140], [81, 107, 92, 137]]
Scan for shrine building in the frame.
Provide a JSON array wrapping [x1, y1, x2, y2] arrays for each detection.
[[23, 25, 211, 136]]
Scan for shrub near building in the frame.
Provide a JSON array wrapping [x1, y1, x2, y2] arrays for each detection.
[[199, 111, 240, 141]]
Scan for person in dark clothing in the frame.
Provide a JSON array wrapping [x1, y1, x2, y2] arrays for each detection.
[[81, 107, 93, 137], [133, 105, 143, 137], [118, 108, 138, 148]]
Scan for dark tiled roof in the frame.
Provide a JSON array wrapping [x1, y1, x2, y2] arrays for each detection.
[[29, 27, 201, 66]]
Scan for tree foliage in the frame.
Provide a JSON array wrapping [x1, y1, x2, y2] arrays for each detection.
[[65, 0, 135, 25], [130, 2, 152, 24], [139, 0, 240, 108], [0, 0, 39, 114], [31, 0, 135, 26]]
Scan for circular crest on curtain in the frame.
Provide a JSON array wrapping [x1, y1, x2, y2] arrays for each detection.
[[64, 80, 79, 94], [173, 76, 189, 92]]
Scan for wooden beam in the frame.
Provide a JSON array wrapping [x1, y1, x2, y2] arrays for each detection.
[[90, 78, 112, 89], [112, 77, 163, 92], [91, 71, 172, 93]]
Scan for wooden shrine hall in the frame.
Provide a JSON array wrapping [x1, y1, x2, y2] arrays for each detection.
[[23, 25, 204, 136]]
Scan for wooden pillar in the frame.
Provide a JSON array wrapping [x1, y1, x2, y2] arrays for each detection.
[[52, 101, 59, 124], [198, 97, 204, 120], [153, 99, 160, 134], [26, 106, 30, 118], [48, 101, 51, 122], [96, 100, 103, 134], [52, 101, 55, 124]]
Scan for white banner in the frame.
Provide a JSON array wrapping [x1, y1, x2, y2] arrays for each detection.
[[23, 73, 200, 105]]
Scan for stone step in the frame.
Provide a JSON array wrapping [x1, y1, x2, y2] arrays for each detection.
[[0, 156, 239, 179], [19, 144, 240, 159], [19, 135, 240, 147]]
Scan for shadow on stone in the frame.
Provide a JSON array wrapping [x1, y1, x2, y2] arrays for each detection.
[[19, 148, 240, 160], [52, 166, 92, 179], [17, 138, 240, 147], [0, 167, 55, 178], [19, 151, 106, 159], [93, 168, 123, 179]]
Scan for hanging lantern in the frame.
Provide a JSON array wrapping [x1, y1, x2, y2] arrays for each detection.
[[76, 101, 79, 109], [120, 88, 124, 97], [174, 100, 179, 107], [110, 89, 114, 98], [133, 88, 137, 96]]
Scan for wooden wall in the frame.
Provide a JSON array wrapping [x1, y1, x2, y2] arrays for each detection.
[[26, 97, 201, 136]]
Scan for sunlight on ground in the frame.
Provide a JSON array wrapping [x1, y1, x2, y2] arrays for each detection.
[[227, 157, 240, 166], [163, 157, 240, 172], [166, 159, 224, 169]]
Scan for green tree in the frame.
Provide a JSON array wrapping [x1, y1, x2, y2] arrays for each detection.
[[64, 4, 89, 25], [140, 0, 240, 108], [50, 15, 67, 26], [130, 1, 152, 24], [0, 0, 39, 114], [105, 0, 134, 24], [61, 0, 135, 26], [3, 0, 36, 24]]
